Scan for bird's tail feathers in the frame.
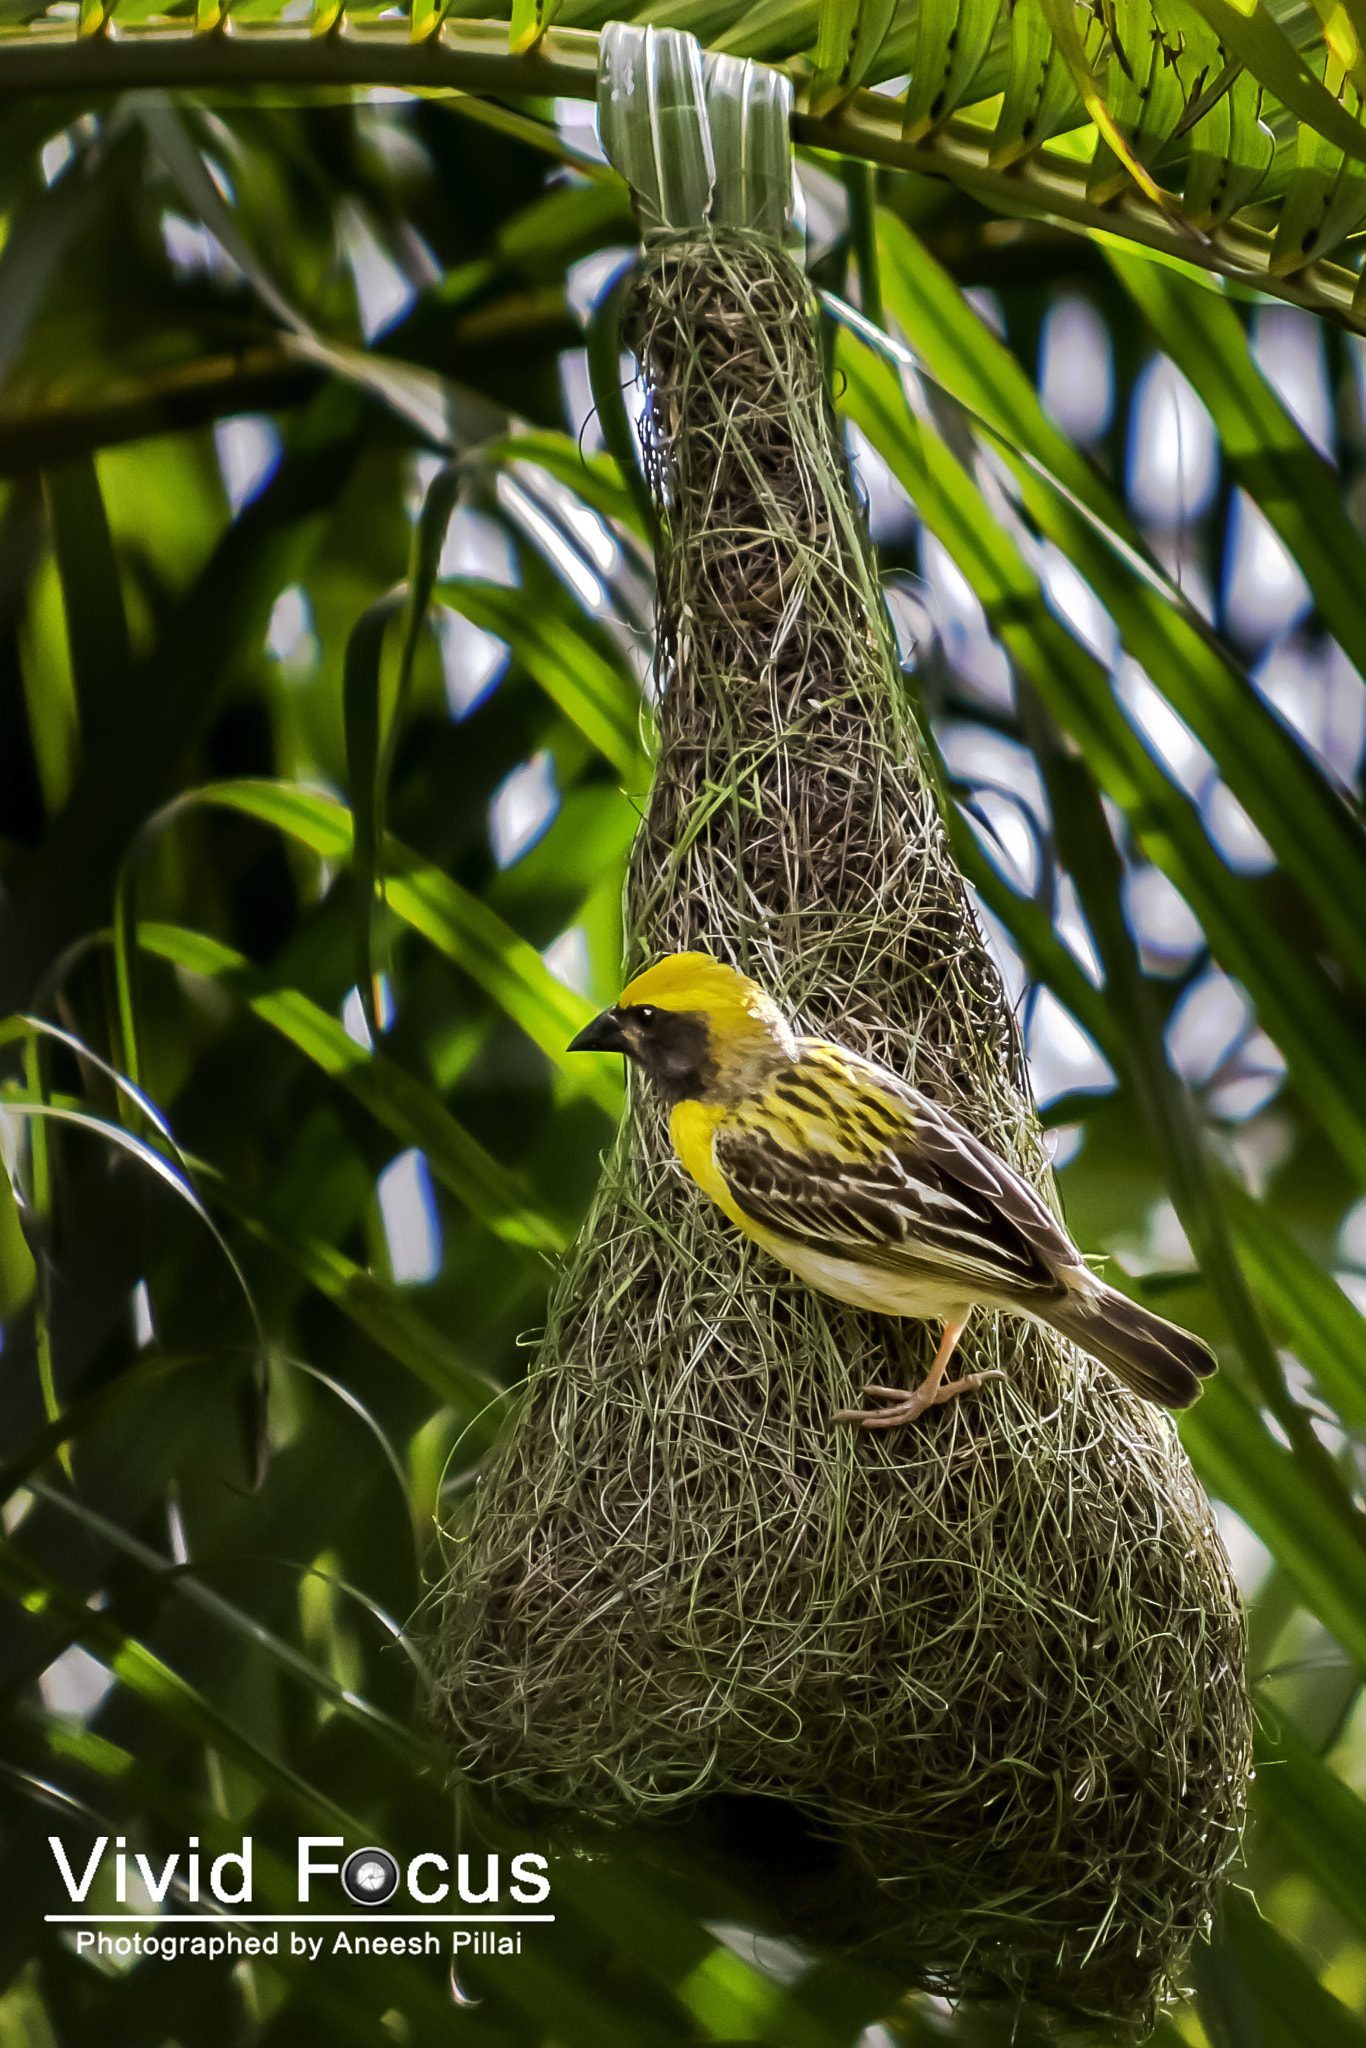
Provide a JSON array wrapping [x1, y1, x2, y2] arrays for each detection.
[[1049, 1286, 1215, 1409]]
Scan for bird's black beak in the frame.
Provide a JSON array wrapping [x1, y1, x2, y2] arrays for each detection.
[[568, 1008, 630, 1056]]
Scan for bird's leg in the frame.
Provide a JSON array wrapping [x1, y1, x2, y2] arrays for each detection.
[[832, 1315, 1001, 1431]]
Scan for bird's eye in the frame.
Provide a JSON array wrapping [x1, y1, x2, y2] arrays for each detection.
[[636, 1006, 657, 1024]]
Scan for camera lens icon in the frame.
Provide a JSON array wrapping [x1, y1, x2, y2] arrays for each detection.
[[341, 1847, 400, 1907]]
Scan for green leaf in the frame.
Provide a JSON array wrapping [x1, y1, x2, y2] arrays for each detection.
[[343, 592, 403, 1043], [872, 212, 1125, 527], [0, 161, 99, 383], [138, 920, 570, 1255], [875, 218, 1366, 998], [0, 408, 360, 1014], [1186, 0, 1366, 174], [210, 1181, 503, 1416], [567, 1854, 889, 2048], [0, 1350, 196, 1503], [0, 1010, 177, 1146], [29, 1476, 436, 1763], [1104, 240, 1366, 717], [0, 1535, 358, 1833], [135, 96, 303, 330], [18, 1709, 348, 1890], [943, 794, 1122, 1063], [1271, 113, 1366, 269], [1253, 1714, 1366, 1947], [478, 432, 647, 541], [1225, 1181, 1366, 1432], [136, 97, 491, 448], [0, 349, 321, 480], [192, 779, 625, 1116], [586, 259, 657, 541], [1183, 63, 1277, 224], [0, 1144, 35, 1325], [40, 456, 130, 763], [835, 327, 1366, 1187], [991, 0, 1084, 165], [1036, 0, 1170, 205], [843, 159, 882, 328], [383, 839, 624, 1114], [0, 1092, 263, 1356], [508, 0, 560, 56], [1085, 0, 1205, 199], [135, 96, 485, 448], [1218, 1887, 1366, 2048], [438, 577, 648, 779], [1019, 697, 1314, 1448], [391, 459, 464, 777], [16, 1032, 61, 1470], [1181, 1375, 1366, 1671], [810, 0, 897, 116], [14, 1705, 494, 2045], [900, 0, 1005, 142]]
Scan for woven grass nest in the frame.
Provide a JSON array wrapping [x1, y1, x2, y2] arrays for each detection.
[[435, 198, 1251, 2027]]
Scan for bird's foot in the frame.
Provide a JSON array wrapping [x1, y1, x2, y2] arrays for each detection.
[[831, 1371, 1004, 1432]]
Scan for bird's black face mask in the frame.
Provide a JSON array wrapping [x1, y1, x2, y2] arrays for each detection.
[[568, 1004, 716, 1106]]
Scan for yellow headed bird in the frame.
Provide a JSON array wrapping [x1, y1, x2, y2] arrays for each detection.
[[569, 952, 1214, 1429]]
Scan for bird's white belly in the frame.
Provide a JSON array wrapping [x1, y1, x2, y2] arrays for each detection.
[[770, 1237, 971, 1322]]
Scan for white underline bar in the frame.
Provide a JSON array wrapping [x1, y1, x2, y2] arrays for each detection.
[[46, 1915, 554, 1924]]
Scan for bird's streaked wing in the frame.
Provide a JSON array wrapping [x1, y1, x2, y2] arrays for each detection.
[[713, 1045, 1079, 1300]]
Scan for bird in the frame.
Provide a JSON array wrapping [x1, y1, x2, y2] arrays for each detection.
[[568, 951, 1215, 1430]]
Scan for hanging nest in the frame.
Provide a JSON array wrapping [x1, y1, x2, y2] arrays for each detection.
[[435, 42, 1250, 2029]]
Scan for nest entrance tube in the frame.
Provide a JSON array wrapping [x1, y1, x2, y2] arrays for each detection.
[[436, 27, 1251, 2027]]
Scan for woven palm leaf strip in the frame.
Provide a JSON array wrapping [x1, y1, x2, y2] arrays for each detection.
[[434, 25, 1251, 2026]]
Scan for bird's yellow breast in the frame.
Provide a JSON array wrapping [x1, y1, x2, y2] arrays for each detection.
[[668, 1090, 964, 1318], [670, 1099, 735, 1213], [669, 1098, 783, 1250]]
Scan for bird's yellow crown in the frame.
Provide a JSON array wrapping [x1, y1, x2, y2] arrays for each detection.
[[621, 953, 790, 1046]]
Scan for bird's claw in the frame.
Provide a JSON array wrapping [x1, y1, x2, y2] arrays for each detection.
[[832, 1369, 1005, 1432]]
